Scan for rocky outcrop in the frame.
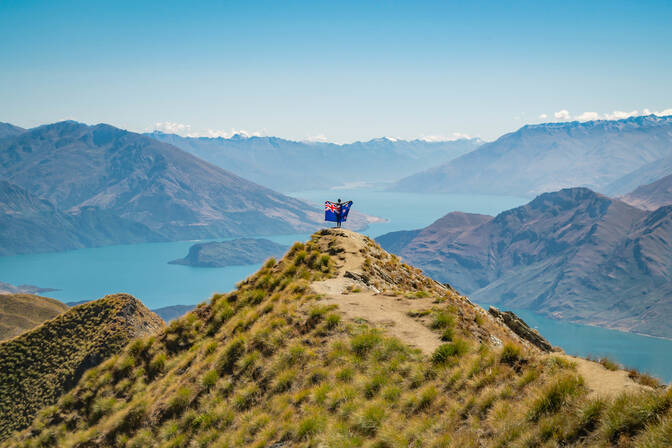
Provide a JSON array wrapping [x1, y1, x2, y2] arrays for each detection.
[[488, 307, 554, 352]]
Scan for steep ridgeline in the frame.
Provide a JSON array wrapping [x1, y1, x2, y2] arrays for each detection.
[[378, 188, 672, 338], [0, 293, 69, 341], [622, 172, 672, 211], [148, 132, 480, 191], [0, 121, 325, 254], [4, 229, 669, 447], [0, 294, 164, 440], [393, 115, 672, 197], [169, 238, 289, 267]]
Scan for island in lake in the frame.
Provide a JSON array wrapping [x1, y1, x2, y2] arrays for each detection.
[[169, 238, 289, 268]]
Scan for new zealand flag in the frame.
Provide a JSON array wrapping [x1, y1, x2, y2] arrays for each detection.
[[325, 201, 352, 222]]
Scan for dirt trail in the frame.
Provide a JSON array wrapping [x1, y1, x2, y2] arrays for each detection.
[[311, 229, 443, 354], [310, 229, 651, 397], [563, 355, 650, 397]]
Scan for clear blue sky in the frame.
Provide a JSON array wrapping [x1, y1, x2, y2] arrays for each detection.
[[1, 0, 671, 142]]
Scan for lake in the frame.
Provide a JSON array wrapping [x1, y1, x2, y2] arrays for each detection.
[[2, 189, 672, 382]]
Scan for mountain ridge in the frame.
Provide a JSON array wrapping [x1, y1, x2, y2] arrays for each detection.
[[3, 229, 666, 447], [147, 130, 480, 191], [393, 115, 672, 197], [0, 121, 329, 254], [378, 187, 672, 338]]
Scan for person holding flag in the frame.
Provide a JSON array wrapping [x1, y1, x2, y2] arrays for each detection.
[[324, 198, 353, 228]]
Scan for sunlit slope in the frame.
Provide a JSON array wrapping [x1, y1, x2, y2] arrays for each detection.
[[4, 229, 671, 447], [0, 294, 164, 440]]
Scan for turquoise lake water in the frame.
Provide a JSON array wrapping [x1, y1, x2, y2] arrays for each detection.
[[2, 189, 671, 382]]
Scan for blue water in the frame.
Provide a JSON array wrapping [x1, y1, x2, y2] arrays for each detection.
[[502, 308, 672, 383], [290, 188, 529, 237], [2, 189, 671, 382]]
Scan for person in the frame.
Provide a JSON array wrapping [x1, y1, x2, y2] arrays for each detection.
[[335, 198, 343, 228]]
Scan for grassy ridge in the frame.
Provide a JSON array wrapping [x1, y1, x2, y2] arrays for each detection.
[[0, 293, 69, 341], [3, 230, 672, 447], [0, 294, 164, 440]]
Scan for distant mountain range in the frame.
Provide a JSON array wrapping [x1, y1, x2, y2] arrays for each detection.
[[622, 172, 672, 210], [393, 115, 672, 197], [378, 187, 672, 338], [147, 131, 480, 192], [0, 121, 328, 255]]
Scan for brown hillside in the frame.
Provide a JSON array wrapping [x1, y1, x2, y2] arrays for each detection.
[[3, 230, 671, 447], [0, 294, 164, 440], [0, 293, 69, 341]]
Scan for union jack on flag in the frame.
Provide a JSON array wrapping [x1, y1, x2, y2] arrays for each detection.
[[324, 200, 352, 223]]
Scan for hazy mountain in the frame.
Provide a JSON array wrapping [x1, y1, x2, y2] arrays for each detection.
[[5, 229, 666, 447], [378, 188, 672, 338], [393, 115, 672, 197], [0, 180, 165, 255], [602, 155, 672, 196], [0, 293, 69, 341], [0, 293, 164, 439], [169, 238, 288, 267], [0, 121, 327, 254], [0, 122, 25, 139], [621, 172, 672, 210], [147, 131, 481, 192]]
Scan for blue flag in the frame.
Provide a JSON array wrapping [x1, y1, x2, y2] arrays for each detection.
[[325, 201, 352, 222]]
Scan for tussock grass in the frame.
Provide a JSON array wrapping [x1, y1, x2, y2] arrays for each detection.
[[5, 230, 672, 447]]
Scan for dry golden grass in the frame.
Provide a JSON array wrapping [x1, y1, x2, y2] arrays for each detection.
[[3, 229, 672, 447]]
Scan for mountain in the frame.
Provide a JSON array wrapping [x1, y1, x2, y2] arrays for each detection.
[[147, 131, 481, 191], [393, 115, 672, 197], [0, 121, 327, 254], [0, 122, 25, 139], [378, 188, 672, 338], [3, 229, 667, 447], [150, 304, 195, 322], [169, 238, 289, 267], [0, 180, 165, 255], [0, 294, 164, 439], [622, 172, 672, 210], [0, 293, 69, 341]]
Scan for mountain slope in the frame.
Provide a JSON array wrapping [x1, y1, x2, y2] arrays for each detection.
[[622, 172, 672, 210], [0, 294, 164, 439], [0, 180, 165, 255], [393, 115, 672, 197], [3, 229, 668, 447], [0, 293, 69, 341], [0, 122, 25, 139], [378, 188, 672, 338], [0, 121, 324, 245], [148, 132, 480, 191]]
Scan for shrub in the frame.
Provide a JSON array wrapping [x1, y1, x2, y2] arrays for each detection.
[[353, 404, 385, 436], [297, 413, 325, 440], [601, 391, 672, 442], [527, 374, 584, 421], [273, 369, 296, 393], [351, 330, 382, 357], [325, 313, 341, 330], [499, 343, 523, 366], [167, 387, 192, 417], [598, 357, 619, 371], [217, 337, 246, 375], [432, 339, 469, 364], [148, 352, 167, 378], [431, 311, 454, 330], [201, 369, 218, 390]]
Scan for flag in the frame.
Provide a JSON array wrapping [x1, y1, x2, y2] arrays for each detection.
[[325, 201, 353, 222]]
